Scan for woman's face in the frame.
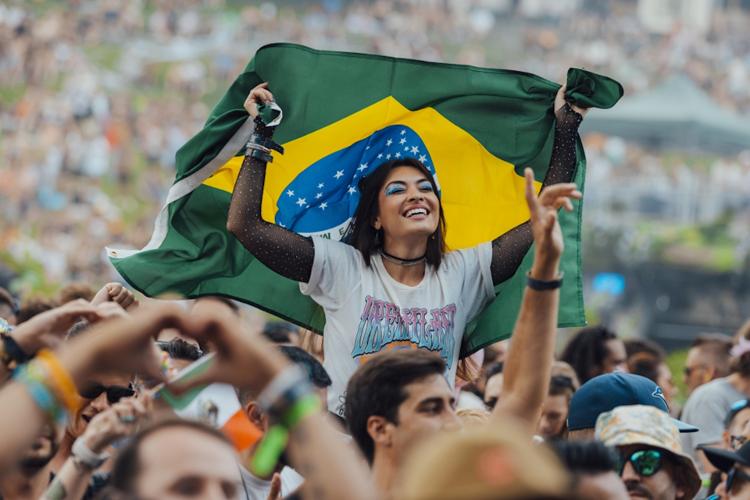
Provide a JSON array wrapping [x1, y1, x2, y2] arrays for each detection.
[[374, 166, 440, 243]]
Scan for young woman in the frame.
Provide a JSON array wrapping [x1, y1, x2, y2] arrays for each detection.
[[228, 82, 586, 416]]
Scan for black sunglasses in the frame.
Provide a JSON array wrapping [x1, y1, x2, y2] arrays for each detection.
[[727, 466, 750, 493], [79, 383, 135, 404], [617, 449, 663, 477]]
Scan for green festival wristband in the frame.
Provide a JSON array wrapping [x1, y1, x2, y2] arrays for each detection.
[[251, 394, 322, 476], [251, 425, 289, 477], [282, 393, 322, 428]]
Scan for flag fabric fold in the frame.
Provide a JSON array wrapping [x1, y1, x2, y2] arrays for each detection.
[[108, 43, 622, 355]]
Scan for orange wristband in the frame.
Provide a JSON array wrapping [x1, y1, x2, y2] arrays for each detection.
[[35, 350, 80, 414]]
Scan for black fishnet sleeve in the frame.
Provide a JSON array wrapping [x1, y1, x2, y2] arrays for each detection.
[[226, 151, 314, 284], [489, 104, 583, 285]]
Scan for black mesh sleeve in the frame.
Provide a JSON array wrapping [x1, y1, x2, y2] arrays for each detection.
[[226, 153, 315, 284], [489, 104, 583, 285]]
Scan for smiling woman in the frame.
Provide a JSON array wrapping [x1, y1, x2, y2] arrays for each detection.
[[226, 82, 586, 417]]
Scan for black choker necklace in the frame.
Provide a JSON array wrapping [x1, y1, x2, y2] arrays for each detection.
[[380, 250, 426, 266]]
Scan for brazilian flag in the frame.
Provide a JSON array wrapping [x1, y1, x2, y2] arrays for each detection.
[[108, 43, 622, 355]]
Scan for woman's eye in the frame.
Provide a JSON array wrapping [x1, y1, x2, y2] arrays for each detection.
[[418, 182, 434, 192], [385, 185, 405, 196]]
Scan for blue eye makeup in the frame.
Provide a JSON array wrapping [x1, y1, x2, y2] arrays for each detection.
[[418, 180, 434, 192], [385, 183, 406, 196]]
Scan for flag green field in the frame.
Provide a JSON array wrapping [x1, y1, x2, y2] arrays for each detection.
[[108, 43, 622, 355]]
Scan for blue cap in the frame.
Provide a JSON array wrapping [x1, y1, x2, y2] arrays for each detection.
[[567, 373, 698, 433]]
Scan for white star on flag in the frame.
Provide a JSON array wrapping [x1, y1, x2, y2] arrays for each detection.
[[347, 186, 357, 195], [286, 190, 294, 197], [320, 202, 328, 210], [296, 197, 307, 207], [386, 154, 391, 159], [400, 130, 406, 135], [418, 154, 428, 163], [315, 192, 323, 199], [386, 139, 393, 146], [334, 170, 344, 179], [317, 182, 324, 189], [395, 152, 401, 158], [410, 146, 420, 154], [377, 153, 383, 159], [399, 137, 406, 145], [404, 146, 409, 151], [358, 163, 368, 171]]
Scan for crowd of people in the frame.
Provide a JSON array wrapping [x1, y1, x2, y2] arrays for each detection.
[[1, 242, 750, 499], [3, 0, 750, 292], [3, 1, 750, 500]]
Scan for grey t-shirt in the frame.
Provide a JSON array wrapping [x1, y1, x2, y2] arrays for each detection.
[[300, 238, 495, 416], [680, 377, 745, 463]]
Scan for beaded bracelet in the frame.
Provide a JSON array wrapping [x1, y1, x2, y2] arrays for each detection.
[[15, 362, 66, 423], [35, 349, 80, 414]]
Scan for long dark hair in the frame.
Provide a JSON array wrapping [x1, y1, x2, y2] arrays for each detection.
[[560, 325, 618, 384], [344, 158, 447, 268]]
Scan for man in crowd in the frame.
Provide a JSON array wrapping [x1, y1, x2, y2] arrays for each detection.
[[567, 373, 697, 441], [345, 350, 459, 496], [0, 425, 58, 499], [237, 345, 331, 499], [560, 325, 627, 385], [684, 333, 733, 395], [551, 440, 628, 499], [538, 374, 577, 440], [107, 419, 244, 499], [682, 320, 750, 471], [596, 405, 701, 500], [482, 362, 504, 409], [699, 441, 750, 499]]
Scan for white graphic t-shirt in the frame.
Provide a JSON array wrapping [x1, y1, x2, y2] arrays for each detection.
[[300, 238, 495, 416]]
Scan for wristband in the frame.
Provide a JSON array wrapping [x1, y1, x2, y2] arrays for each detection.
[[251, 394, 322, 477], [35, 349, 80, 414], [244, 134, 284, 163], [256, 365, 308, 415], [15, 363, 65, 423], [72, 437, 110, 470], [1, 333, 31, 364], [526, 271, 563, 291]]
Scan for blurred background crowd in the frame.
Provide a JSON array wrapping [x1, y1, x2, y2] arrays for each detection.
[[1, 0, 750, 402]]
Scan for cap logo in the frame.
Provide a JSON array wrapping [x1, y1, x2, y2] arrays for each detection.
[[652, 386, 668, 406]]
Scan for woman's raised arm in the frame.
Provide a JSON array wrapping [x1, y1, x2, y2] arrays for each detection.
[[489, 86, 586, 285], [226, 83, 314, 283]]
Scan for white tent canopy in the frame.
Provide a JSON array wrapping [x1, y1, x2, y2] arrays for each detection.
[[581, 75, 750, 154]]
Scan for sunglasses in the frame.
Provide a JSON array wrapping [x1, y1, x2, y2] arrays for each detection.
[[731, 435, 749, 450], [617, 449, 663, 477], [727, 466, 750, 493], [78, 383, 135, 404]]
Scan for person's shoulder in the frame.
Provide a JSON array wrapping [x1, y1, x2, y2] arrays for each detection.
[[313, 237, 364, 262], [686, 377, 738, 405], [441, 242, 491, 269]]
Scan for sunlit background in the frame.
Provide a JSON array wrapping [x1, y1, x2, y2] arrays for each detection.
[[1, 0, 749, 396]]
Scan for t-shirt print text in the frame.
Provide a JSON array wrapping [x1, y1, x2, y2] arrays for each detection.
[[351, 295, 457, 362]]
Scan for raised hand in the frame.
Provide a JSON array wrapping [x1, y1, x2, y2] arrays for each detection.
[[244, 82, 275, 119], [11, 299, 103, 355], [524, 168, 581, 277], [91, 282, 138, 310], [80, 395, 152, 453], [554, 84, 588, 121], [168, 308, 289, 396], [57, 305, 192, 388]]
